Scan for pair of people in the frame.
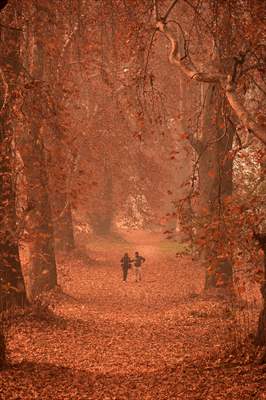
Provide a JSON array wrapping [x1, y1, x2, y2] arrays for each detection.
[[120, 252, 145, 282]]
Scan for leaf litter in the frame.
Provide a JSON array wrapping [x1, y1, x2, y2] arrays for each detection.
[[1, 233, 265, 399]]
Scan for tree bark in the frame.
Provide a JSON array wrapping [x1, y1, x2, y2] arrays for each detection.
[[18, 21, 57, 298], [90, 163, 113, 236], [18, 123, 57, 299], [47, 141, 75, 252], [156, 20, 266, 147], [0, 110, 28, 309], [257, 281, 266, 346], [254, 233, 266, 346], [0, 4, 28, 311], [197, 84, 234, 289]]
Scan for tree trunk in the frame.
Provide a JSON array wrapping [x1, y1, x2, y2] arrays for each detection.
[[0, 324, 5, 370], [257, 281, 266, 346], [90, 213, 113, 236], [0, 4, 28, 311], [0, 112, 28, 310], [47, 143, 75, 252], [254, 234, 266, 346], [17, 19, 58, 298], [18, 122, 57, 299], [197, 84, 234, 289], [90, 163, 113, 236], [51, 197, 75, 251]]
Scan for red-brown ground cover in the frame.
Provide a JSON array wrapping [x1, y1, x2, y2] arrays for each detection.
[[1, 232, 265, 399]]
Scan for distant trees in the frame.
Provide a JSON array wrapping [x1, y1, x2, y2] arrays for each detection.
[[66, 0, 179, 236]]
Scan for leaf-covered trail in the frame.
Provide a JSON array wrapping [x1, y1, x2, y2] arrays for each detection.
[[1, 232, 265, 399]]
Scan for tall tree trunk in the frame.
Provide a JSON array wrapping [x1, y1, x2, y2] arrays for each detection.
[[197, 84, 234, 289], [47, 141, 75, 251], [0, 4, 28, 311], [18, 124, 57, 299], [0, 112, 28, 310], [17, 21, 57, 298], [50, 193, 75, 251], [90, 162, 113, 236], [254, 233, 266, 346], [256, 282, 266, 346]]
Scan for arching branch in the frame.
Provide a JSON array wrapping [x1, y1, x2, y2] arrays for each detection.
[[163, 0, 180, 21], [156, 18, 266, 146], [156, 21, 224, 83], [225, 77, 266, 146]]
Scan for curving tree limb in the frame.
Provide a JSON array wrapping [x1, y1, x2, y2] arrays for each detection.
[[156, 19, 266, 146], [225, 77, 266, 146]]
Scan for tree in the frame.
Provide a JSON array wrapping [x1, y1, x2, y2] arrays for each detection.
[[253, 233, 266, 346], [65, 0, 178, 237], [155, 0, 266, 145], [0, 0, 27, 310], [151, 2, 237, 288], [16, 2, 58, 298], [151, 0, 266, 342]]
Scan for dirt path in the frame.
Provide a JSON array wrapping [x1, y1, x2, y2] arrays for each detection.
[[1, 232, 265, 399]]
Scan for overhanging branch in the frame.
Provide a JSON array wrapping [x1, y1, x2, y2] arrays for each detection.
[[156, 16, 266, 146]]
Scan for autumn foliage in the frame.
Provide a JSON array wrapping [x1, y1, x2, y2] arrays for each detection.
[[0, 0, 265, 396]]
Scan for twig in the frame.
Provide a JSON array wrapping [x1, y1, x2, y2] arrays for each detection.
[[162, 0, 180, 21]]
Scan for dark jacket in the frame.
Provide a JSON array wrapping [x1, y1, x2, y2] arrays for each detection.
[[120, 255, 132, 269], [134, 255, 145, 267]]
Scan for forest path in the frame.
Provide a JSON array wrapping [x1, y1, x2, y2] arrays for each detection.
[[2, 231, 265, 399]]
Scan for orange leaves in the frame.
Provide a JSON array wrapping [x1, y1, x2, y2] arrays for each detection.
[[133, 131, 142, 141], [197, 238, 207, 247], [237, 152, 249, 159], [179, 132, 189, 140], [223, 195, 232, 205], [207, 169, 216, 178], [237, 285, 246, 294], [258, 248, 264, 257]]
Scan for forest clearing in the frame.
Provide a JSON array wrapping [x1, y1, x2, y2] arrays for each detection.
[[1, 231, 266, 399], [0, 0, 265, 399]]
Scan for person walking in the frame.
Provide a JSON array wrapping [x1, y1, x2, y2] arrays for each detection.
[[133, 251, 145, 282], [120, 253, 132, 282]]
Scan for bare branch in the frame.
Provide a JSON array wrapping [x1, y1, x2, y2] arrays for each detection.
[[156, 20, 266, 146], [226, 77, 266, 146], [163, 0, 180, 22], [156, 20, 224, 82]]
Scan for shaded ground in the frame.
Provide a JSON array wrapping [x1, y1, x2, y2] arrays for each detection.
[[1, 231, 265, 399]]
